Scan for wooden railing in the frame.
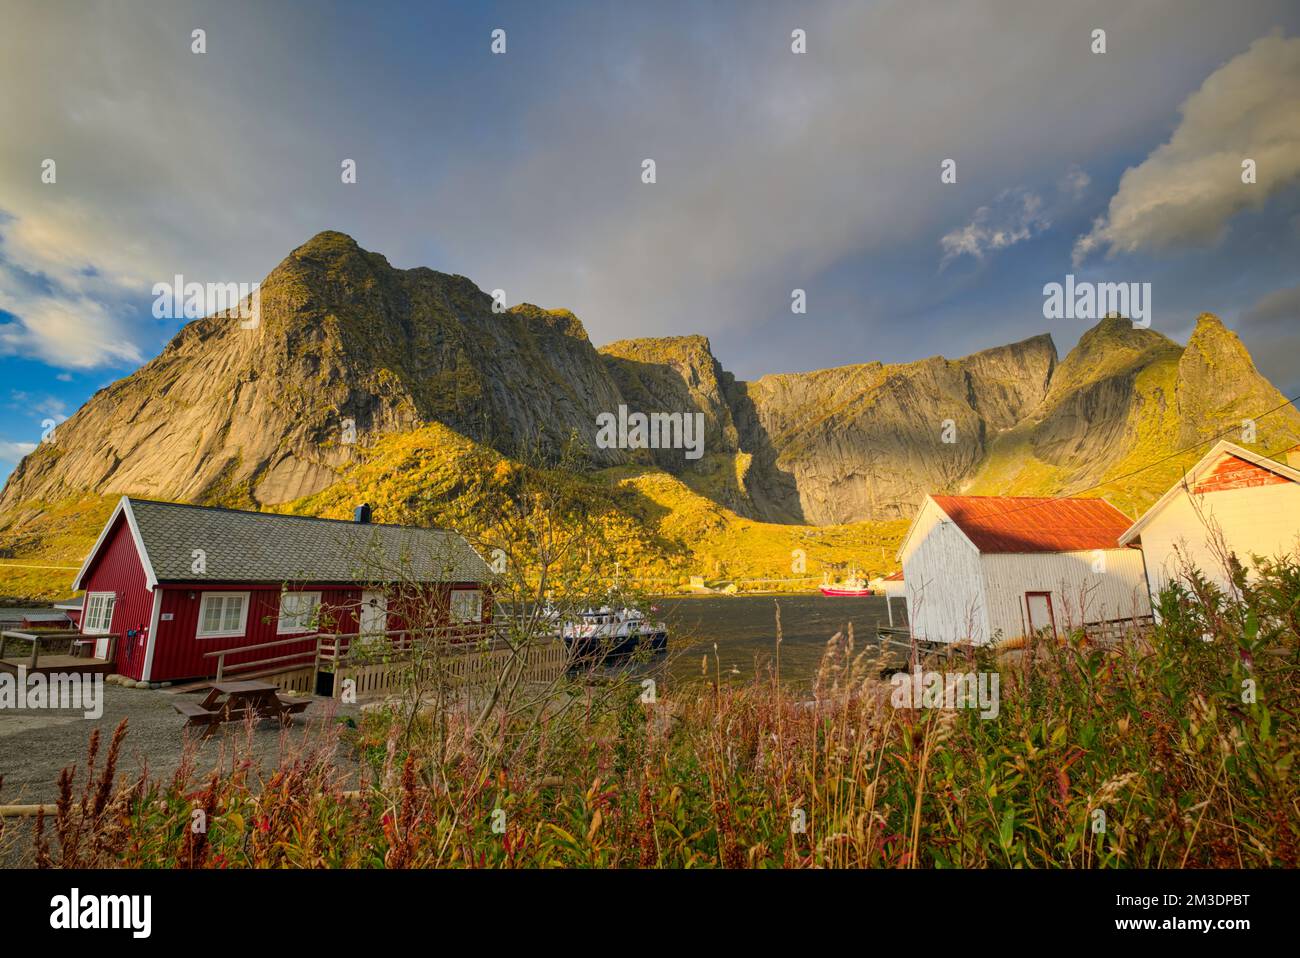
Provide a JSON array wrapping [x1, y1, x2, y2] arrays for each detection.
[[330, 634, 570, 702], [198, 625, 498, 684], [197, 624, 558, 699], [202, 635, 319, 682], [315, 625, 495, 665]]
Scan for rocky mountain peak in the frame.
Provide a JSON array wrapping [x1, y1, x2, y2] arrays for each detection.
[[1183, 312, 1252, 366], [1046, 316, 1178, 399], [1175, 312, 1295, 445], [2, 235, 1296, 543], [293, 229, 363, 256]]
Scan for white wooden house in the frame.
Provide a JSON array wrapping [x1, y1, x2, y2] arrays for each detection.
[[1118, 441, 1300, 602], [897, 495, 1151, 645], [871, 570, 905, 598], [869, 570, 906, 627]]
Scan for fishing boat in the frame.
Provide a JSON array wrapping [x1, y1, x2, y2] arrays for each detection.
[[819, 572, 873, 597], [561, 606, 669, 661]]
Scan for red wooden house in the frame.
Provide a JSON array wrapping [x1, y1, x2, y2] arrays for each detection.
[[71, 497, 493, 683]]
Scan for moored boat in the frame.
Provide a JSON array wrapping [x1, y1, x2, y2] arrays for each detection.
[[561, 606, 669, 661], [819, 572, 873, 597]]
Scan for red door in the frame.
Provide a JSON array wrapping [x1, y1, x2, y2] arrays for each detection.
[[1025, 592, 1057, 638]]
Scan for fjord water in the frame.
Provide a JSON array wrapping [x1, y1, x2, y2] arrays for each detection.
[[651, 594, 906, 688]]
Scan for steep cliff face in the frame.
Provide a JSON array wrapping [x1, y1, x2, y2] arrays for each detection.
[[2, 232, 1296, 556], [598, 335, 742, 466], [727, 336, 1057, 524], [1174, 313, 1293, 445], [966, 315, 1300, 515], [0, 231, 629, 523], [1017, 318, 1181, 480]]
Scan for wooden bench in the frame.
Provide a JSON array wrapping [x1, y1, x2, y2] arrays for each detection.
[[276, 694, 310, 716], [173, 681, 312, 738], [173, 700, 221, 721]]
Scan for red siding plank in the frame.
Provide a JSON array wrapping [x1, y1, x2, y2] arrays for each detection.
[[1193, 454, 1291, 494], [146, 581, 490, 682], [77, 512, 154, 681]]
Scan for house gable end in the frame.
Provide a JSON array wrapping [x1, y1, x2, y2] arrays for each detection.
[[73, 497, 157, 591], [1120, 440, 1300, 545], [1193, 454, 1293, 494]]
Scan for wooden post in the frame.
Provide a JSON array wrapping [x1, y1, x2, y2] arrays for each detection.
[[886, 595, 894, 628], [215, 651, 225, 682], [28, 636, 39, 670]]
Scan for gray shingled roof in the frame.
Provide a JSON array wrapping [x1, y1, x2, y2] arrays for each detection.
[[126, 498, 490, 584]]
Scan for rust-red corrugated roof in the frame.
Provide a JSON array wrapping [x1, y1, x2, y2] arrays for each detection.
[[930, 495, 1132, 553], [884, 570, 904, 581]]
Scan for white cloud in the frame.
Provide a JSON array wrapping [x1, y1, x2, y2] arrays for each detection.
[[0, 439, 37, 465], [0, 1, 327, 370], [940, 188, 1051, 265], [1059, 165, 1091, 201], [0, 252, 144, 368], [1075, 33, 1300, 265], [8, 391, 68, 419]]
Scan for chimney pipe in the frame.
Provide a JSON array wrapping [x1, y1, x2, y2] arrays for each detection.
[[353, 503, 372, 524]]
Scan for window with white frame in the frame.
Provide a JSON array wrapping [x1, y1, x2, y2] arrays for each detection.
[[83, 592, 116, 634], [277, 591, 322, 634], [196, 591, 249, 639], [450, 588, 483, 624]]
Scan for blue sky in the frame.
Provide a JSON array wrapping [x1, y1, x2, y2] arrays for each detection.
[[2, 0, 1299, 482]]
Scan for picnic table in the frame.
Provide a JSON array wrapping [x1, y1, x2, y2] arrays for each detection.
[[173, 680, 310, 738]]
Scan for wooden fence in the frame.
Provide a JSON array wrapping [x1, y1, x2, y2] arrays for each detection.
[[330, 637, 571, 702], [191, 625, 567, 701], [1082, 614, 1156, 645], [315, 625, 493, 666]]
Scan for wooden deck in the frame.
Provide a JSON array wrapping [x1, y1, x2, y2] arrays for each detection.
[[0, 653, 114, 676], [0, 629, 118, 675]]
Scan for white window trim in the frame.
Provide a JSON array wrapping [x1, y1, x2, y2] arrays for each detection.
[[83, 591, 116, 635], [277, 590, 323, 635], [196, 591, 250, 639], [450, 588, 484, 624]]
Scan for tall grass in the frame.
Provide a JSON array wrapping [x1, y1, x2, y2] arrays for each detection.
[[12, 556, 1297, 868]]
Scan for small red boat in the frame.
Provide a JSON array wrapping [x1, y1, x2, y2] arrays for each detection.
[[819, 573, 873, 597]]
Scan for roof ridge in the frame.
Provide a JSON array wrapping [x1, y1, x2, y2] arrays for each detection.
[[125, 496, 457, 535], [933, 493, 1106, 502]]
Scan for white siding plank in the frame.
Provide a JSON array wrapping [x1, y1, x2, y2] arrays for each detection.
[[902, 500, 990, 644], [1139, 483, 1300, 600], [981, 549, 1151, 641]]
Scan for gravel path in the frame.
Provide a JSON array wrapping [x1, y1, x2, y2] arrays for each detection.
[[0, 683, 365, 806]]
